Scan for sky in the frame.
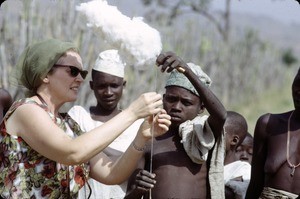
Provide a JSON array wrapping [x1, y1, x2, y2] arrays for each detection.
[[212, 0, 300, 25], [109, 0, 300, 26], [1, 0, 299, 25]]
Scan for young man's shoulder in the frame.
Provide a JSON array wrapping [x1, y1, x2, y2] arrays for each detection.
[[68, 105, 89, 115]]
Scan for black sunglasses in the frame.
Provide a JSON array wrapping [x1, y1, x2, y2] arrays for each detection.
[[53, 64, 88, 79]]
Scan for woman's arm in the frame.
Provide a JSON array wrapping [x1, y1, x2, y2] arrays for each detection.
[[7, 92, 166, 165], [89, 110, 171, 184]]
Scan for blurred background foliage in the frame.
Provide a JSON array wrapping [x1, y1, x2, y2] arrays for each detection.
[[0, 0, 299, 133]]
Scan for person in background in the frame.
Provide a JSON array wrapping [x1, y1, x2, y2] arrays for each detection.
[[0, 39, 171, 198], [235, 132, 253, 165], [68, 49, 143, 199], [224, 111, 248, 165], [0, 88, 13, 121], [223, 111, 250, 199], [125, 51, 227, 199], [246, 68, 300, 199]]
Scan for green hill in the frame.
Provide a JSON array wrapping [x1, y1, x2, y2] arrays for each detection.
[[228, 68, 295, 134]]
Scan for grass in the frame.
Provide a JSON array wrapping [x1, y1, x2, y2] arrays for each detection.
[[228, 69, 295, 134]]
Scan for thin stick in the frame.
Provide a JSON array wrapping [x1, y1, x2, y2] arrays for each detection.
[[149, 66, 158, 199]]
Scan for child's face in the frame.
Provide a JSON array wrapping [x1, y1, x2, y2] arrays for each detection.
[[235, 136, 253, 164]]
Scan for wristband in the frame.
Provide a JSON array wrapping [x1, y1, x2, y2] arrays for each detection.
[[132, 141, 146, 152]]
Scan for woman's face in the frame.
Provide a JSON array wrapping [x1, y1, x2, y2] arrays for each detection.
[[47, 51, 86, 103]]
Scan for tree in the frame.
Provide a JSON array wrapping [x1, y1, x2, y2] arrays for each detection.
[[140, 0, 232, 43], [282, 48, 298, 67]]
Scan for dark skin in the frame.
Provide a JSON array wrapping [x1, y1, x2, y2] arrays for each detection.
[[235, 133, 253, 164], [125, 51, 226, 199], [223, 111, 248, 199], [246, 68, 300, 198], [89, 70, 126, 122], [0, 88, 13, 122], [89, 70, 126, 157], [224, 111, 248, 165]]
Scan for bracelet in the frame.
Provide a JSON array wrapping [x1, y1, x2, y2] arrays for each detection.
[[132, 141, 146, 152]]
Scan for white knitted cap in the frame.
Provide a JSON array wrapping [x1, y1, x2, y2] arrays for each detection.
[[93, 49, 125, 78]]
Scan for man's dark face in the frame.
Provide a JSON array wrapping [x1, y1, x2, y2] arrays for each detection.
[[292, 70, 300, 110], [163, 86, 202, 128], [90, 71, 125, 111]]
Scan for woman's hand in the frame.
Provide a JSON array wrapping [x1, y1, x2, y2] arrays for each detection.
[[141, 109, 171, 139], [133, 109, 171, 148], [127, 92, 163, 120]]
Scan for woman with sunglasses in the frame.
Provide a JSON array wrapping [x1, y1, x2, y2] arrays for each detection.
[[0, 39, 171, 198]]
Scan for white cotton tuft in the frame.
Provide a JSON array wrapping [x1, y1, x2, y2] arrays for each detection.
[[76, 0, 162, 68]]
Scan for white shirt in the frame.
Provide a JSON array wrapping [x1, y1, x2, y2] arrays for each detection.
[[68, 105, 143, 199]]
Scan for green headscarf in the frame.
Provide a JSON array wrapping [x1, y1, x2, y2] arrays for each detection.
[[15, 39, 79, 97], [165, 63, 212, 96]]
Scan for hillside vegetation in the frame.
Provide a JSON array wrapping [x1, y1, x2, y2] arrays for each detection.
[[0, 0, 299, 133], [229, 67, 296, 134]]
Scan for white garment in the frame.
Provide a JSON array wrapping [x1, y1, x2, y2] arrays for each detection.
[[179, 115, 225, 199], [179, 115, 215, 164], [224, 161, 251, 199], [209, 132, 225, 199], [224, 161, 251, 183], [68, 105, 143, 199]]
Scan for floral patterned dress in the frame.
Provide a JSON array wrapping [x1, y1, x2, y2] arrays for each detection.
[[0, 98, 90, 198]]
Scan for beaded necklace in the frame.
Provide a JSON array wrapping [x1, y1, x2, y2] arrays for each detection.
[[286, 111, 300, 177]]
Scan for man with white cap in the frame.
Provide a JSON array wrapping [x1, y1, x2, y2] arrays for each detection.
[[125, 51, 227, 199], [68, 49, 143, 199]]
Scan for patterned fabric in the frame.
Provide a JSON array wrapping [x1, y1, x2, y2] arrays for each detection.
[[259, 187, 299, 199], [165, 62, 211, 96], [0, 98, 90, 198]]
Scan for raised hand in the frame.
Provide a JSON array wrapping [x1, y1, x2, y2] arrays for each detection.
[[156, 51, 188, 73]]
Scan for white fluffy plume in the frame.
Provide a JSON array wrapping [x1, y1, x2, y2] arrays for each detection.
[[76, 0, 162, 68]]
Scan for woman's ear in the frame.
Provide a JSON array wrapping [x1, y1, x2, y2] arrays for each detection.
[[43, 76, 50, 83]]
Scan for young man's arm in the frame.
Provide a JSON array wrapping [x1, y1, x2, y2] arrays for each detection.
[[182, 65, 226, 137], [156, 51, 227, 139]]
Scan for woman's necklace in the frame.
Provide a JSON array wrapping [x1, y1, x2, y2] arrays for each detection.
[[286, 110, 300, 177]]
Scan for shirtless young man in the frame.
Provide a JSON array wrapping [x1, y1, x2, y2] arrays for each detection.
[[246, 68, 300, 199], [125, 51, 227, 199], [223, 111, 250, 199], [224, 111, 248, 165]]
